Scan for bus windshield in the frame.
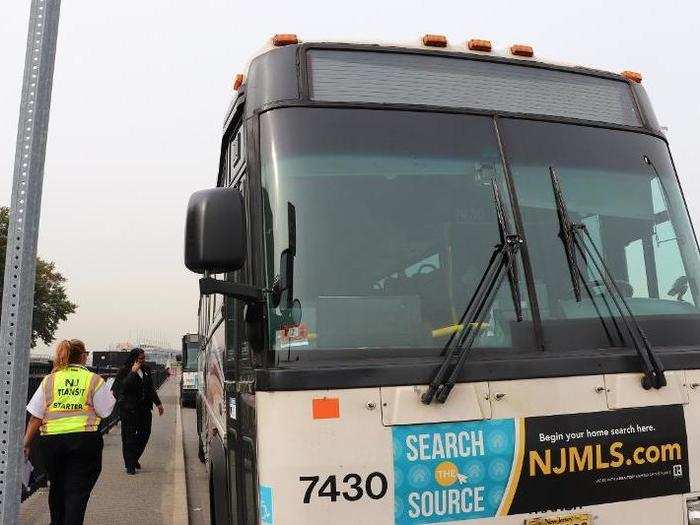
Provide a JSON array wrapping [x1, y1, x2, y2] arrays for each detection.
[[183, 343, 199, 371], [260, 107, 700, 358], [501, 119, 700, 351]]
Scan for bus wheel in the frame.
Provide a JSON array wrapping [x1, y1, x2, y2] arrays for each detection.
[[198, 435, 206, 463], [209, 469, 217, 525], [209, 439, 231, 524]]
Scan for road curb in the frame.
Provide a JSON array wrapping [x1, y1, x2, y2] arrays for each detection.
[[173, 380, 189, 524]]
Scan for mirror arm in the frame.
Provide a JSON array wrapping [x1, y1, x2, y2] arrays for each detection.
[[199, 277, 263, 304]]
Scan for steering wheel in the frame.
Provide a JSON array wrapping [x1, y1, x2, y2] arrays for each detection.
[[569, 279, 634, 298], [416, 263, 438, 275]]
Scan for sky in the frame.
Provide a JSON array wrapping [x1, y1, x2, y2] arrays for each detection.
[[2, 0, 700, 355]]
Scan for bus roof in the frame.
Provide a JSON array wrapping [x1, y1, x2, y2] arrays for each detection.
[[223, 37, 660, 137], [234, 35, 639, 92]]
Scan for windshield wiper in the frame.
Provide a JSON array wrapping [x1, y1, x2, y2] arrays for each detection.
[[550, 167, 623, 348], [549, 166, 666, 390], [421, 181, 523, 405]]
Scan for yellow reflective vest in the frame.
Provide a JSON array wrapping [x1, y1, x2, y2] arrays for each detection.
[[40, 365, 104, 435]]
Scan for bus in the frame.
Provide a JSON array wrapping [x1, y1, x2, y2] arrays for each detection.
[[184, 34, 700, 525], [181, 333, 202, 407]]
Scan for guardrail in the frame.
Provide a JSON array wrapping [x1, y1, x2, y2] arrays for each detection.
[[21, 360, 170, 501]]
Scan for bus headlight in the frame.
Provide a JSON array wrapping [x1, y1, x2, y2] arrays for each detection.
[[688, 497, 700, 524]]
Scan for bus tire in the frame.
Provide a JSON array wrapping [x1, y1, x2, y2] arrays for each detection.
[[208, 437, 231, 524], [198, 435, 206, 464], [209, 469, 216, 525], [196, 400, 206, 463]]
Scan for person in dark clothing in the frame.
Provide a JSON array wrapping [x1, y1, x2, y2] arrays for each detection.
[[112, 348, 164, 475]]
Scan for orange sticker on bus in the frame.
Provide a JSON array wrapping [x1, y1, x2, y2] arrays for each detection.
[[312, 398, 340, 419]]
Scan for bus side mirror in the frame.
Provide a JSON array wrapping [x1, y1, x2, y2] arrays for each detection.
[[184, 188, 247, 274]]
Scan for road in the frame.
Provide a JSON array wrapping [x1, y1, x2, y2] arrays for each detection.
[[182, 402, 210, 524]]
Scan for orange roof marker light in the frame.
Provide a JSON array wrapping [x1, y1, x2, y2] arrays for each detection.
[[422, 34, 448, 47], [272, 33, 299, 47], [510, 44, 534, 57], [233, 74, 244, 91], [622, 70, 643, 83], [468, 39, 492, 52]]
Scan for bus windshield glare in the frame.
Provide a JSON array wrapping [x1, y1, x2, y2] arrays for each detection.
[[260, 107, 700, 358]]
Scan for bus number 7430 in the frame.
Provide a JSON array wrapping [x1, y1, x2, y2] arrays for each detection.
[[299, 472, 388, 503]]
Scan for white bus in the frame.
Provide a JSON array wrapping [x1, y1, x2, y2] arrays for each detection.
[[185, 34, 700, 525]]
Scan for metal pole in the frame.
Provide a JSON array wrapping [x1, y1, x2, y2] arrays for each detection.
[[0, 0, 61, 521]]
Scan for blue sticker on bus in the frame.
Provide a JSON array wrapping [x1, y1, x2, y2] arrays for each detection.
[[259, 485, 274, 525], [392, 419, 519, 524]]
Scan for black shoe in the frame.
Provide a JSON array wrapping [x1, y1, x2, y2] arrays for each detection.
[[136, 461, 141, 469], [126, 467, 136, 475]]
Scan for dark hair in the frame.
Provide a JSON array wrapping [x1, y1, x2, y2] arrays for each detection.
[[125, 347, 144, 366], [117, 347, 145, 376]]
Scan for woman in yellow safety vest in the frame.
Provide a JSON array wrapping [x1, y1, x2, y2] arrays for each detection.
[[23, 339, 115, 525]]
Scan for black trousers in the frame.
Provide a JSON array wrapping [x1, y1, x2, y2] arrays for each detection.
[[120, 408, 152, 469], [39, 431, 103, 525]]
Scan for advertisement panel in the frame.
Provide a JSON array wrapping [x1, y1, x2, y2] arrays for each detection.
[[391, 405, 688, 524]]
